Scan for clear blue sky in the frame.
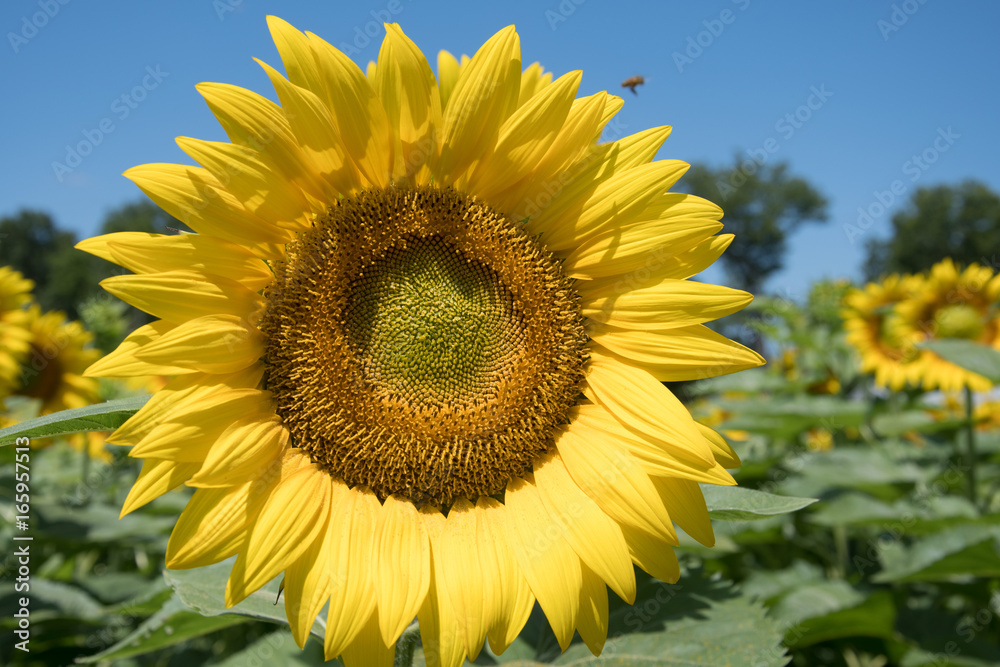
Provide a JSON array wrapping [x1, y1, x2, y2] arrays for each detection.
[[2, 0, 997, 300]]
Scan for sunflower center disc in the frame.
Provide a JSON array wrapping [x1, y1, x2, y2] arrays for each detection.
[[344, 236, 519, 409], [262, 186, 588, 506], [933, 304, 984, 340]]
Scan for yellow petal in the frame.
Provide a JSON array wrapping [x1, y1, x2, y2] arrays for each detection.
[[418, 506, 469, 667], [517, 62, 552, 106], [374, 494, 431, 646], [337, 606, 394, 667], [195, 81, 329, 202], [504, 476, 581, 651], [134, 314, 265, 374], [226, 464, 331, 606], [436, 26, 520, 182], [467, 70, 582, 199], [579, 233, 736, 296], [256, 58, 360, 197], [128, 389, 273, 461], [166, 482, 259, 569], [77, 232, 274, 291], [576, 562, 609, 656], [436, 499, 490, 658], [121, 458, 201, 517], [651, 476, 715, 547], [266, 16, 327, 97], [589, 323, 764, 382], [697, 423, 742, 468], [585, 355, 715, 467], [100, 270, 265, 324], [123, 163, 290, 257], [572, 402, 735, 485], [534, 160, 690, 250], [285, 485, 341, 648], [436, 50, 460, 110], [187, 417, 288, 487], [490, 92, 607, 216], [583, 278, 753, 331], [533, 452, 635, 604], [373, 24, 442, 182], [563, 217, 722, 280], [108, 366, 264, 446], [554, 426, 676, 544], [84, 321, 194, 378], [306, 32, 394, 188], [325, 486, 381, 658], [176, 137, 313, 230], [622, 525, 680, 583], [479, 497, 535, 655]]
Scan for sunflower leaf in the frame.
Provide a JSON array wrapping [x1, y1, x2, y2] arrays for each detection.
[[0, 395, 149, 446], [164, 558, 326, 638], [920, 339, 1000, 383], [75, 595, 247, 663], [701, 485, 816, 520]]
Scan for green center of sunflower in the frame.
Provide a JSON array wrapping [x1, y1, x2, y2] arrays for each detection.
[[262, 186, 587, 506], [933, 304, 984, 340], [343, 236, 520, 409]]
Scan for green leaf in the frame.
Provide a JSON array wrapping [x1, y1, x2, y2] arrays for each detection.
[[784, 590, 896, 647], [875, 524, 1000, 582], [468, 569, 787, 666], [76, 595, 247, 663], [702, 485, 816, 521], [921, 339, 1000, 383], [164, 559, 324, 638], [0, 395, 149, 446], [209, 631, 331, 666]]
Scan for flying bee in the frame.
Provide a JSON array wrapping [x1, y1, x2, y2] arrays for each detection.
[[621, 75, 645, 95]]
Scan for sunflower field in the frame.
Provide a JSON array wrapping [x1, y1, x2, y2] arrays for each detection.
[[2, 19, 1000, 667]]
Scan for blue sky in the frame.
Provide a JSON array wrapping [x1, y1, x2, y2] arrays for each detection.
[[2, 0, 997, 299]]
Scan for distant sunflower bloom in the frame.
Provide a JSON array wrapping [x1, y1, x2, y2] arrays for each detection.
[[0, 266, 35, 399], [893, 259, 1000, 392], [842, 273, 924, 390], [18, 305, 101, 414], [78, 18, 761, 666]]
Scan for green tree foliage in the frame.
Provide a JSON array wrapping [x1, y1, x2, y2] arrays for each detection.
[[0, 209, 96, 318], [864, 180, 1000, 280], [679, 158, 829, 295], [0, 201, 182, 320]]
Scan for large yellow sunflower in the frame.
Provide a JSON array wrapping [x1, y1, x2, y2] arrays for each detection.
[[893, 258, 1000, 392], [0, 266, 35, 399], [77, 19, 762, 666], [842, 273, 924, 390]]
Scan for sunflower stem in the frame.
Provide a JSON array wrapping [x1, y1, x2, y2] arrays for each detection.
[[963, 385, 978, 509], [81, 443, 91, 496], [393, 622, 420, 667]]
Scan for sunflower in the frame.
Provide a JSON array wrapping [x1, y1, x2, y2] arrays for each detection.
[[18, 305, 101, 414], [842, 273, 924, 390], [0, 266, 35, 399], [893, 258, 1000, 392], [77, 19, 762, 666]]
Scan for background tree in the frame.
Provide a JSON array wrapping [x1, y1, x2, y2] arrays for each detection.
[[863, 180, 1000, 280], [0, 200, 182, 320], [679, 157, 829, 296]]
